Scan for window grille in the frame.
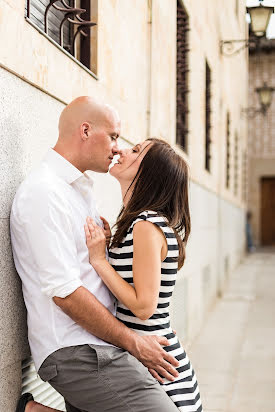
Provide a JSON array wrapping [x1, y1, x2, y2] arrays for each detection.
[[205, 61, 211, 171], [22, 357, 65, 410], [226, 112, 231, 189], [176, 1, 189, 152], [234, 132, 239, 196], [25, 0, 96, 70], [242, 149, 247, 202]]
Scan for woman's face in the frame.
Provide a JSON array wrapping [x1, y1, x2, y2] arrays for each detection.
[[110, 140, 152, 182]]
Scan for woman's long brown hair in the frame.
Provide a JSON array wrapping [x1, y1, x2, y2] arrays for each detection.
[[110, 138, 191, 269]]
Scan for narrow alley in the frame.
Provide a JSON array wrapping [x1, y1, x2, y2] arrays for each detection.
[[189, 250, 275, 412]]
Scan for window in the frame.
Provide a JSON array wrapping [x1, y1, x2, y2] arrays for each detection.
[[226, 112, 231, 189], [205, 60, 211, 171], [176, 1, 189, 152], [234, 132, 239, 196], [25, 1, 97, 72], [242, 149, 247, 202]]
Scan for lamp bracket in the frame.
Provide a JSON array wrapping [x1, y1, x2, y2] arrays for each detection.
[[241, 107, 266, 118], [220, 38, 258, 56]]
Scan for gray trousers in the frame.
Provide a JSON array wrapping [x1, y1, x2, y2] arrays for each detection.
[[38, 344, 178, 412]]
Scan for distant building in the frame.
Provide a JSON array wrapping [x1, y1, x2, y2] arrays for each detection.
[[0, 1, 248, 409], [248, 38, 275, 247]]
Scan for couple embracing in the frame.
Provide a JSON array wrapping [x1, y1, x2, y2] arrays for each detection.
[[11, 97, 203, 412]]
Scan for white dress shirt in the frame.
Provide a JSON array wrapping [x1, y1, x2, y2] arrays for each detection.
[[10, 149, 115, 371]]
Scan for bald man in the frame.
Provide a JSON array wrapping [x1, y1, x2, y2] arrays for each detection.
[[11, 97, 179, 412]]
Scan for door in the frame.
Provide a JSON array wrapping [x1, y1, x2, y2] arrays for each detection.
[[261, 177, 275, 245]]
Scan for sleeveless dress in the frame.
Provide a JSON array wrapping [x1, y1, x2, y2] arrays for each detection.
[[108, 210, 203, 412]]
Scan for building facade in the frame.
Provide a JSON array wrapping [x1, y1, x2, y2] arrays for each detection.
[[248, 39, 275, 247], [0, 1, 248, 410]]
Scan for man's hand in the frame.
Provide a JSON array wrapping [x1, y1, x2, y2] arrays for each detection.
[[129, 335, 179, 384]]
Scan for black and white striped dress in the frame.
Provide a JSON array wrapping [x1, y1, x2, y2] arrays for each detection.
[[108, 210, 203, 412]]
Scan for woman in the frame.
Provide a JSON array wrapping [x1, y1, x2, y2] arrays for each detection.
[[84, 138, 203, 412]]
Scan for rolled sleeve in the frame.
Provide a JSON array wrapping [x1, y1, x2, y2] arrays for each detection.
[[20, 185, 83, 299], [43, 274, 83, 299]]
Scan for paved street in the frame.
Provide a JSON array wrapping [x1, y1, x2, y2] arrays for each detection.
[[188, 249, 275, 412]]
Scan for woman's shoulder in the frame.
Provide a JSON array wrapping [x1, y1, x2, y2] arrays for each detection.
[[131, 210, 169, 228]]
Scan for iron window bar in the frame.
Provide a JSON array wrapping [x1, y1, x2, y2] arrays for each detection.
[[226, 113, 231, 189], [176, 1, 190, 152], [205, 61, 211, 172], [26, 0, 96, 69]]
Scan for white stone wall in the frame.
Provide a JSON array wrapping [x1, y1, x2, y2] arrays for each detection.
[[170, 181, 245, 344]]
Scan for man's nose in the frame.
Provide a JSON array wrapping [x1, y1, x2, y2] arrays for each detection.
[[112, 148, 122, 155], [112, 143, 122, 155]]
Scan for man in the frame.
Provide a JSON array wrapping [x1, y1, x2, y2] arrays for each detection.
[[11, 97, 179, 412]]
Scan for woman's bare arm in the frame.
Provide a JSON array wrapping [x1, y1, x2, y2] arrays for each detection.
[[86, 219, 166, 320]]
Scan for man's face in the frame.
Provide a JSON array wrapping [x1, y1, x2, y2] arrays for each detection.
[[85, 115, 121, 173]]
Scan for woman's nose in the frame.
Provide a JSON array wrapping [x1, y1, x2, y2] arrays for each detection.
[[119, 148, 129, 157]]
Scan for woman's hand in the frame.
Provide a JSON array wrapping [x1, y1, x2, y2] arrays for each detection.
[[85, 217, 107, 265], [100, 216, 112, 248]]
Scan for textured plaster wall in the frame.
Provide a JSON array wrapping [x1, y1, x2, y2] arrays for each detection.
[[0, 67, 64, 412]]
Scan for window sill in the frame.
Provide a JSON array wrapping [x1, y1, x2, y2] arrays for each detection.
[[25, 17, 98, 81]]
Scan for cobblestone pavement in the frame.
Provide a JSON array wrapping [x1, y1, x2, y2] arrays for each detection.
[[188, 249, 275, 412]]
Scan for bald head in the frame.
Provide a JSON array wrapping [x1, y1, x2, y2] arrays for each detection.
[[54, 96, 121, 173], [58, 96, 120, 140]]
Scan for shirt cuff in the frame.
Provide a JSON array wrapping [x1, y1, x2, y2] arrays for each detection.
[[46, 279, 83, 299]]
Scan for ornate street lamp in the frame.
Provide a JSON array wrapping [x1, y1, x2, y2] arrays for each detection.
[[242, 82, 275, 116], [248, 2, 274, 37], [220, 1, 274, 56], [256, 82, 275, 113]]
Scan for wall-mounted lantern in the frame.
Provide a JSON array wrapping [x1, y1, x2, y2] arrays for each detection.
[[256, 82, 275, 113], [220, 1, 274, 56], [242, 82, 275, 116]]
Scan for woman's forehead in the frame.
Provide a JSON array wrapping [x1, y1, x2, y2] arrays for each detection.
[[139, 140, 152, 149]]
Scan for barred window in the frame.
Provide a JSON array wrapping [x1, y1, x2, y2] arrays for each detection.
[[234, 132, 239, 196], [226, 112, 231, 189], [176, 1, 189, 152], [25, 1, 97, 73], [242, 149, 247, 202], [205, 60, 211, 172]]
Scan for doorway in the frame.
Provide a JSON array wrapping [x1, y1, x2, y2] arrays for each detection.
[[261, 177, 275, 245]]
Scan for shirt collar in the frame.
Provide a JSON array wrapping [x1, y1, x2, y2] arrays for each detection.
[[43, 149, 94, 187]]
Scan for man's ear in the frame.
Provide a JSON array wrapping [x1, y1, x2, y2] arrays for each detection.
[[81, 122, 91, 141]]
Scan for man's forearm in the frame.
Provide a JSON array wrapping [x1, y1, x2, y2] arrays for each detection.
[[53, 286, 138, 353], [53, 286, 179, 382]]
